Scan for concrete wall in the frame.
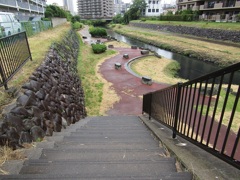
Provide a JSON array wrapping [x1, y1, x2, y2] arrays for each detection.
[[51, 18, 67, 27]]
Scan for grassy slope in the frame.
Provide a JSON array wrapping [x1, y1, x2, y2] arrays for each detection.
[[112, 25, 240, 67], [131, 20, 240, 31], [0, 23, 71, 112]]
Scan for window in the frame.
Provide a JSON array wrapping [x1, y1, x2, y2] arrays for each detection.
[[152, 9, 155, 12], [148, 9, 151, 12], [153, 1, 155, 4], [156, 9, 159, 12], [157, 1, 158, 4], [149, 1, 151, 4]]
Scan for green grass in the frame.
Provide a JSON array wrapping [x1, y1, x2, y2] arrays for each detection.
[[163, 61, 180, 78], [77, 39, 117, 115], [131, 20, 240, 31], [197, 88, 240, 133]]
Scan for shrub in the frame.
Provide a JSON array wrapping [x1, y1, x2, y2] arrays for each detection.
[[72, 22, 83, 30], [164, 61, 180, 78], [91, 43, 107, 54], [140, 18, 146, 21], [89, 27, 107, 37]]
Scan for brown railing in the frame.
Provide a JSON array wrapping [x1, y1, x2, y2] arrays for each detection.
[[0, 32, 32, 89], [142, 62, 240, 169]]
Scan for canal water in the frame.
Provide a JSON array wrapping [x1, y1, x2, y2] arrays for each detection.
[[107, 30, 239, 83]]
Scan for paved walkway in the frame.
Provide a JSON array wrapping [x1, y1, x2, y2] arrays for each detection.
[[80, 26, 169, 115]]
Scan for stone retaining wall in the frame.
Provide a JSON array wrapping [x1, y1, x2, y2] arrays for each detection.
[[130, 22, 240, 43], [0, 30, 86, 149]]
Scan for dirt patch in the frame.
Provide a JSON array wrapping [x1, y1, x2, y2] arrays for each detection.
[[96, 53, 120, 116]]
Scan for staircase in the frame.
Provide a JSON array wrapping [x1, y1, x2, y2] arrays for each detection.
[[0, 116, 192, 179]]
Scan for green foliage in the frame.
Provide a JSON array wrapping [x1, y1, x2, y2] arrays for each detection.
[[166, 11, 173, 16], [112, 14, 124, 24], [89, 27, 107, 37], [45, 5, 67, 18], [164, 61, 180, 78], [91, 43, 107, 54], [123, 0, 147, 24], [92, 20, 107, 26], [160, 10, 199, 21], [72, 22, 83, 30], [42, 17, 51, 21], [159, 14, 198, 21], [71, 15, 81, 23], [65, 11, 73, 21]]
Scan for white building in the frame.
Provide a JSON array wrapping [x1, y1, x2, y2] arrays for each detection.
[[144, 0, 163, 16], [114, 0, 123, 15], [63, 0, 75, 15]]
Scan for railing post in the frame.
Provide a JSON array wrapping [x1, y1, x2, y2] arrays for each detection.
[[149, 93, 152, 120], [0, 62, 8, 90], [173, 82, 182, 139]]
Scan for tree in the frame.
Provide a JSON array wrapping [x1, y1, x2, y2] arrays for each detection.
[[44, 5, 67, 18], [112, 14, 124, 24], [123, 0, 147, 24], [71, 15, 81, 23]]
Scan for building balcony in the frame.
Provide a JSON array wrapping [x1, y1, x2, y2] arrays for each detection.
[[199, 4, 205, 10], [235, 1, 240, 7], [0, 0, 17, 7], [192, 5, 200, 10], [18, 2, 30, 10], [214, 2, 223, 8], [30, 4, 38, 12]]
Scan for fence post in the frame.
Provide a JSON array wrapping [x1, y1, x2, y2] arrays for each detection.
[[173, 82, 182, 139]]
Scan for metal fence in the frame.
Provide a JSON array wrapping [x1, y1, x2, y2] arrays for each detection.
[[0, 32, 32, 89], [142, 62, 240, 169], [21, 21, 52, 37]]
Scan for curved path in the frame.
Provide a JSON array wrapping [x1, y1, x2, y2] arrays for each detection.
[[100, 47, 168, 115], [80, 27, 169, 115]]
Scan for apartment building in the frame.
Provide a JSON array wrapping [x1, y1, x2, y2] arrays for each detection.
[[177, 0, 240, 22], [78, 0, 114, 19], [144, 0, 163, 16], [0, 0, 46, 21]]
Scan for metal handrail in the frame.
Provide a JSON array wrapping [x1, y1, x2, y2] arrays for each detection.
[[0, 32, 32, 89], [142, 62, 240, 169]]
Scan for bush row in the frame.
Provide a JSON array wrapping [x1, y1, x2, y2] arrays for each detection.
[[159, 15, 199, 21], [89, 27, 107, 37]]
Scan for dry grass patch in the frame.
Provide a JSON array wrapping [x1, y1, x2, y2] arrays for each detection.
[[96, 51, 120, 115], [105, 41, 130, 48], [78, 37, 119, 115], [131, 56, 187, 84]]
